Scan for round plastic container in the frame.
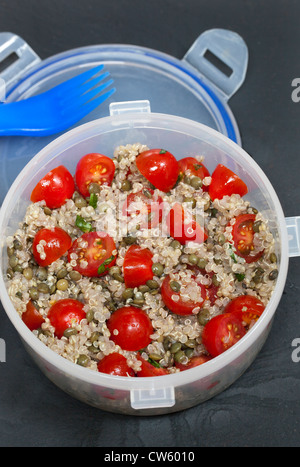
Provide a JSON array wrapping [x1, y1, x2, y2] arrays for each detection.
[[0, 29, 248, 203], [0, 108, 290, 415]]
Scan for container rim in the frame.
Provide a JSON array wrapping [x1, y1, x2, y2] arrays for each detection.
[[0, 112, 289, 391]]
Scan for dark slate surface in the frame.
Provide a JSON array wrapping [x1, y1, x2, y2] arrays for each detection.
[[0, 0, 299, 448]]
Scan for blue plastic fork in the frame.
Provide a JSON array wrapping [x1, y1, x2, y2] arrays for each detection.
[[0, 65, 115, 136]]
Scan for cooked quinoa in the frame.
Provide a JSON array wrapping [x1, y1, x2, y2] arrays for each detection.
[[6, 143, 278, 375]]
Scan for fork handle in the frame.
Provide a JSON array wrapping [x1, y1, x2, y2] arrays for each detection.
[[0, 99, 45, 136]]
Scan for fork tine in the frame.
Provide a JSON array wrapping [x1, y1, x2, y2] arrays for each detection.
[[59, 71, 111, 105], [64, 87, 116, 122], [50, 64, 105, 96], [61, 79, 115, 113]]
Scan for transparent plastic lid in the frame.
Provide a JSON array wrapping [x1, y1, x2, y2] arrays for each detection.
[[0, 29, 248, 203]]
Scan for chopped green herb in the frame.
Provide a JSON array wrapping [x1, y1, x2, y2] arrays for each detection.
[[193, 163, 203, 171], [89, 193, 98, 209], [75, 215, 94, 233], [228, 244, 237, 263], [148, 358, 161, 368], [235, 273, 245, 282], [159, 149, 167, 154], [97, 255, 116, 275]]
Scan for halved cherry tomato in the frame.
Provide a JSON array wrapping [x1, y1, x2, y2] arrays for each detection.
[[232, 214, 264, 263], [161, 274, 206, 316], [68, 231, 116, 277], [97, 353, 135, 377], [202, 312, 246, 357], [178, 157, 210, 191], [31, 165, 75, 210], [32, 227, 72, 267], [22, 300, 45, 331], [122, 188, 163, 230], [136, 354, 168, 377], [107, 306, 153, 351], [48, 298, 86, 339], [224, 295, 265, 326], [75, 153, 115, 197], [209, 164, 248, 201], [166, 202, 208, 245], [123, 244, 153, 288], [175, 355, 212, 371], [136, 148, 179, 192]]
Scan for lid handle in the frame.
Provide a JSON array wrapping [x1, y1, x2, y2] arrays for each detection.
[[130, 386, 175, 410], [109, 100, 151, 115], [183, 28, 248, 100], [286, 216, 300, 257], [0, 32, 41, 95]]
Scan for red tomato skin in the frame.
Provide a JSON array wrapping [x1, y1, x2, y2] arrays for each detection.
[[202, 312, 246, 357], [48, 299, 86, 339], [136, 149, 179, 192], [122, 188, 163, 229], [30, 165, 75, 210], [167, 202, 208, 245], [209, 164, 248, 201], [232, 214, 264, 263], [97, 353, 135, 377], [175, 355, 212, 371], [123, 245, 153, 288], [22, 301, 45, 331], [68, 231, 116, 277], [224, 295, 265, 325], [161, 274, 206, 316], [107, 306, 153, 351], [75, 153, 115, 197], [136, 354, 168, 377], [178, 157, 210, 191], [32, 227, 72, 267]]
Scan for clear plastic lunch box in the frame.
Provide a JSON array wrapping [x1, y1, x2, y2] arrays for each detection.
[[0, 30, 299, 415]]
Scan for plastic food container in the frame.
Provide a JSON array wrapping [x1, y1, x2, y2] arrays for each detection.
[[0, 100, 298, 415]]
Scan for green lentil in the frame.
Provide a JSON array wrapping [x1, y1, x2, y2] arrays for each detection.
[[90, 332, 100, 343], [37, 283, 50, 294], [63, 327, 78, 338], [174, 350, 186, 363], [151, 263, 164, 277], [269, 269, 278, 281], [36, 267, 48, 281], [197, 258, 208, 269], [122, 288, 134, 300], [132, 298, 145, 306], [7, 246, 14, 257], [218, 234, 226, 245], [188, 254, 199, 265], [69, 270, 82, 281], [113, 273, 124, 283], [183, 197, 196, 208], [270, 252, 277, 263], [253, 220, 262, 233], [109, 266, 121, 276], [88, 183, 101, 194], [170, 342, 182, 354], [146, 279, 159, 289], [13, 264, 23, 273], [43, 206, 52, 216], [185, 339, 197, 348], [170, 280, 181, 292], [170, 240, 181, 250], [120, 179, 132, 192], [13, 239, 22, 250], [6, 268, 14, 279], [148, 353, 161, 361], [74, 196, 87, 208], [56, 268, 68, 279], [124, 236, 137, 245], [198, 308, 210, 326], [212, 274, 220, 286], [23, 267, 33, 280], [77, 355, 89, 367], [29, 287, 39, 300], [9, 255, 18, 268], [138, 284, 150, 293], [185, 349, 194, 359], [86, 309, 95, 323], [56, 279, 69, 291], [190, 176, 202, 190]]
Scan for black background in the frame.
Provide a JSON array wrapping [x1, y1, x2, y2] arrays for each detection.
[[0, 0, 300, 448]]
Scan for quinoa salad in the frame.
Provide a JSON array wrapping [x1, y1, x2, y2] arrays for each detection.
[[5, 143, 278, 377]]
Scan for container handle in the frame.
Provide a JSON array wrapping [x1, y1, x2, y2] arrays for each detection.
[[286, 216, 300, 257], [130, 387, 175, 410], [0, 32, 41, 97], [183, 28, 248, 101]]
